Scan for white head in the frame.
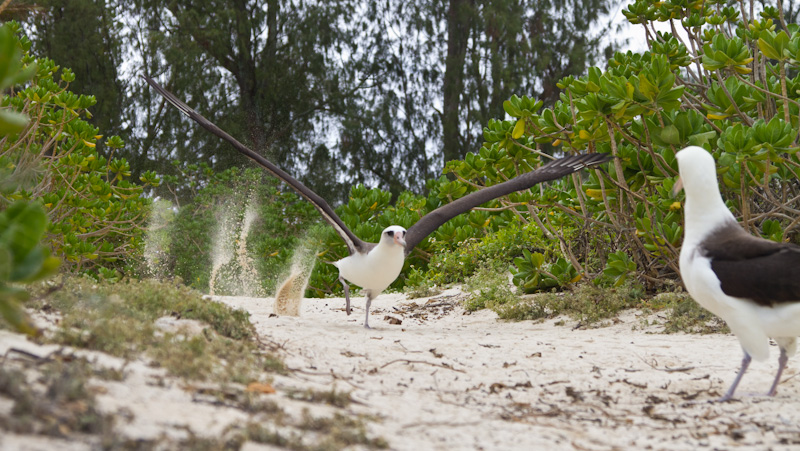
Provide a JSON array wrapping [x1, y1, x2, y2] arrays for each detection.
[[381, 225, 407, 248], [674, 146, 720, 197], [674, 146, 735, 237]]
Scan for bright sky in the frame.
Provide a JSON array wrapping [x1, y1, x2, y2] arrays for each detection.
[[607, 1, 681, 54]]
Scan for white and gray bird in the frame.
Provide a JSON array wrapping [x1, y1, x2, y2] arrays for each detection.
[[144, 75, 611, 328], [676, 145, 800, 401]]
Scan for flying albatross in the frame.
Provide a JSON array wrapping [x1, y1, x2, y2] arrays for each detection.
[[675, 145, 800, 400], [144, 75, 611, 328]]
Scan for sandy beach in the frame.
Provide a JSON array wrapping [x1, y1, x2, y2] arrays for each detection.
[[2, 288, 799, 450]]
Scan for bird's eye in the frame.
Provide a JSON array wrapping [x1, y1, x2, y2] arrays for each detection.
[[387, 231, 394, 237]]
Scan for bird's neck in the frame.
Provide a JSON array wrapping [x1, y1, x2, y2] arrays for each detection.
[[369, 242, 405, 261], [683, 184, 736, 244]]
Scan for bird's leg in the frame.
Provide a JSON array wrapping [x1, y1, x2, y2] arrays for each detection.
[[767, 347, 789, 396], [363, 291, 373, 329], [339, 277, 351, 315], [719, 352, 752, 402]]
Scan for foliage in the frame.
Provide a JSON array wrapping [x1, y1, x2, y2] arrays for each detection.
[[29, 0, 126, 138], [307, 151, 598, 297], [1, 21, 158, 277], [0, 23, 34, 136], [13, 0, 620, 298], [420, 220, 546, 287], [493, 280, 645, 326], [512, 249, 580, 293], [306, 176, 523, 297], [0, 22, 58, 335], [161, 156, 575, 299], [440, 0, 619, 163], [143, 0, 800, 302], [35, 277, 284, 382], [125, 0, 407, 200], [462, 263, 519, 312], [165, 166, 320, 295], [428, 0, 800, 292], [600, 251, 638, 287], [0, 201, 59, 334], [657, 293, 729, 334], [18, 1, 619, 201]]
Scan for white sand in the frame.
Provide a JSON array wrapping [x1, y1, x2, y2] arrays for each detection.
[[2, 288, 800, 450], [216, 288, 800, 450]]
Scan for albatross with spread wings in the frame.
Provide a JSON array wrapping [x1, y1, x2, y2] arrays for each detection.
[[144, 75, 611, 328]]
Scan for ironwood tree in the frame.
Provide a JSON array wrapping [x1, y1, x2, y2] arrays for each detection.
[[29, 0, 125, 137], [21, 0, 619, 201]]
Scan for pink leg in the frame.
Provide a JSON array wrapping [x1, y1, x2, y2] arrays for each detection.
[[767, 347, 788, 396], [339, 277, 351, 315], [719, 352, 751, 402]]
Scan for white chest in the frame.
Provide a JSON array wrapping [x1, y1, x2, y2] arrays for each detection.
[[679, 243, 725, 316], [335, 247, 405, 292]]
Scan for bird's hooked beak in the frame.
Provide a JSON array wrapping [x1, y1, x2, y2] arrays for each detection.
[[671, 176, 684, 197], [394, 232, 407, 247]]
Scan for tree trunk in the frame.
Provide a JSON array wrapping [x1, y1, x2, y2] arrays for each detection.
[[442, 0, 474, 165], [167, 2, 270, 156]]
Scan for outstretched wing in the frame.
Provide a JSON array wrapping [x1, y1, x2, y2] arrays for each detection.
[[403, 153, 611, 256], [143, 75, 368, 255]]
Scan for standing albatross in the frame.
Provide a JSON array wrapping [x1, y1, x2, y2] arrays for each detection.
[[675, 146, 800, 400], [144, 75, 611, 328]]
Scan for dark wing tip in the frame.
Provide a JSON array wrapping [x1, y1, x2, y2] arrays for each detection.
[[541, 153, 613, 171], [141, 74, 194, 118], [143, 73, 368, 256]]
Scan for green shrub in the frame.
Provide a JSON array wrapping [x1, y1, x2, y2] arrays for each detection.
[[36, 277, 281, 382], [0, 23, 35, 137], [494, 280, 645, 326], [129, 1, 800, 303], [0, 21, 157, 277], [0, 23, 59, 334], [462, 264, 518, 312], [600, 251, 637, 287], [403, 0, 800, 294], [306, 176, 538, 297], [166, 165, 320, 295], [660, 294, 729, 334], [0, 201, 59, 333]]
